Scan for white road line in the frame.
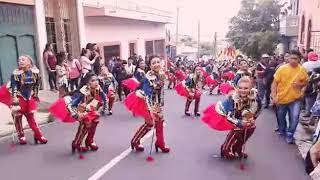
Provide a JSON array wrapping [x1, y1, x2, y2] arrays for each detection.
[[88, 128, 155, 180]]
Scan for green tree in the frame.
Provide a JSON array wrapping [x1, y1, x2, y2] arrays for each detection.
[[226, 0, 284, 59]]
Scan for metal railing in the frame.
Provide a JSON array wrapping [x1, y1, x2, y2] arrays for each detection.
[[83, 0, 172, 18]]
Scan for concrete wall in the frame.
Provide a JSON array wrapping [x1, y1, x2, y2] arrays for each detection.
[[84, 16, 166, 60]]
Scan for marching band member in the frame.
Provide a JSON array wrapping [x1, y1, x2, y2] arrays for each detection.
[[124, 56, 170, 153]]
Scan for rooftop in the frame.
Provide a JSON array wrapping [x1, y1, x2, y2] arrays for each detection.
[[83, 0, 173, 23]]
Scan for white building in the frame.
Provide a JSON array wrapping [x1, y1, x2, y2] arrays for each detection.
[[83, 0, 173, 62]]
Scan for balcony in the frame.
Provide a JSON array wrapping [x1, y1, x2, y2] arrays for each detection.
[[82, 0, 173, 23], [280, 15, 299, 37]]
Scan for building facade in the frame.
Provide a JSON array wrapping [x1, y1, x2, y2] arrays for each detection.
[[83, 0, 172, 63], [279, 0, 299, 54], [0, 0, 86, 87], [298, 0, 320, 54]]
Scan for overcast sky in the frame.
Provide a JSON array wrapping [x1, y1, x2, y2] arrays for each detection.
[[131, 0, 289, 40], [133, 0, 242, 40]]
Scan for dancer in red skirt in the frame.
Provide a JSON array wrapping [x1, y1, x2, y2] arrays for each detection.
[[206, 72, 219, 95], [167, 67, 177, 89], [49, 73, 107, 153], [202, 76, 261, 159], [99, 66, 117, 115], [175, 66, 203, 116], [124, 56, 170, 153], [122, 60, 146, 91], [0, 56, 47, 145], [219, 70, 235, 95]]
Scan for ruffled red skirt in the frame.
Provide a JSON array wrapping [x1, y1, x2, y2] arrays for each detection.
[[108, 87, 116, 98], [205, 76, 218, 87], [49, 98, 77, 123], [175, 82, 189, 97], [124, 92, 151, 120], [168, 73, 177, 81], [200, 68, 209, 78], [202, 104, 235, 131], [223, 71, 235, 80], [0, 84, 12, 107], [18, 96, 37, 113], [219, 82, 234, 95], [175, 70, 187, 81], [122, 78, 140, 91], [175, 82, 202, 99], [49, 98, 99, 123]]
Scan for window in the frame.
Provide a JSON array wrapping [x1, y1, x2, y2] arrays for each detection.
[[129, 42, 136, 56], [103, 45, 120, 65], [310, 31, 320, 54], [300, 15, 305, 44], [145, 41, 154, 56], [154, 40, 165, 57], [63, 19, 72, 54], [45, 17, 57, 53], [145, 40, 165, 57], [307, 19, 312, 48]]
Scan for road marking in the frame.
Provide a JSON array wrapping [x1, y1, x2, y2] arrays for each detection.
[[88, 127, 156, 180]]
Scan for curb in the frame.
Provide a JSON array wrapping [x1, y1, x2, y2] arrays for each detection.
[[295, 123, 313, 159], [0, 112, 51, 138]]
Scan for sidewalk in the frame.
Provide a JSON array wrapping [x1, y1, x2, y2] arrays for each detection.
[[0, 90, 58, 137]]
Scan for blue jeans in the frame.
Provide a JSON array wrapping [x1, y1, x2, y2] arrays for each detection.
[[276, 99, 301, 138], [257, 80, 266, 102]]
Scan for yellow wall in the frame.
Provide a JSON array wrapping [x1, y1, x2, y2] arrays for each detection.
[[0, 0, 35, 5]]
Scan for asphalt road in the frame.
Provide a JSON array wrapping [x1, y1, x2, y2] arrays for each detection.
[[0, 90, 310, 180]]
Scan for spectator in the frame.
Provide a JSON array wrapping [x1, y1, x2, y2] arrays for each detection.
[[55, 52, 69, 98], [303, 52, 320, 72], [80, 48, 95, 78], [124, 57, 136, 78], [67, 54, 81, 91], [271, 50, 308, 144], [108, 56, 116, 72], [256, 54, 270, 103], [43, 43, 57, 91], [112, 59, 128, 101], [264, 58, 277, 108], [302, 52, 320, 118]]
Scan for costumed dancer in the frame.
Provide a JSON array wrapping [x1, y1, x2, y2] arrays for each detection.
[[122, 60, 146, 91], [0, 56, 48, 145], [202, 77, 261, 159], [167, 67, 177, 89], [49, 73, 107, 154], [175, 66, 203, 116], [206, 72, 219, 95], [219, 69, 235, 95], [124, 56, 170, 153], [233, 59, 252, 86], [99, 66, 117, 115], [175, 67, 187, 82]]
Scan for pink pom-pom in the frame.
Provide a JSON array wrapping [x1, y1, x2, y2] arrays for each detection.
[[146, 156, 154, 162]]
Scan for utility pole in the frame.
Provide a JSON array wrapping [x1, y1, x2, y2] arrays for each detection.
[[213, 32, 217, 58], [197, 20, 200, 60], [175, 7, 179, 49]]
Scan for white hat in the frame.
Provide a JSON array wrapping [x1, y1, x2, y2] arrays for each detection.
[[262, 54, 270, 58]]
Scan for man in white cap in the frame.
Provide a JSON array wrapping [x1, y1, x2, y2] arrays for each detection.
[[256, 54, 270, 104]]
